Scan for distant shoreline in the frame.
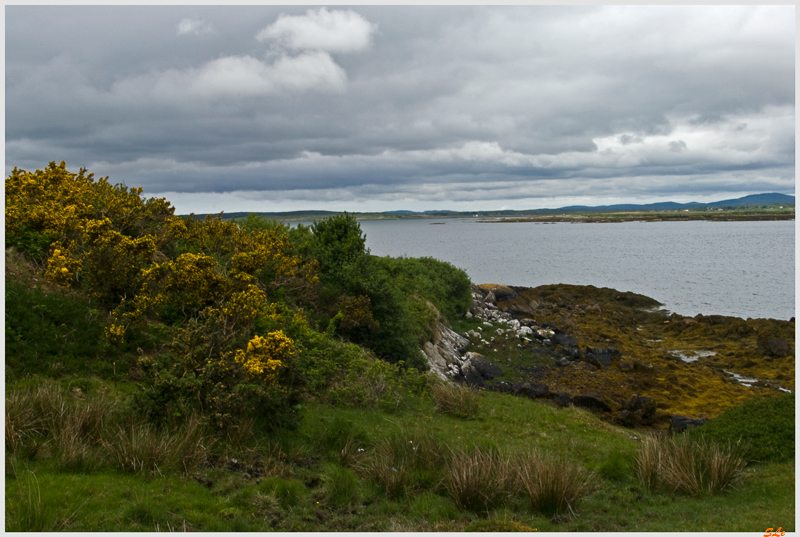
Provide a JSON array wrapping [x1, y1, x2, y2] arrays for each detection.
[[478, 213, 795, 224]]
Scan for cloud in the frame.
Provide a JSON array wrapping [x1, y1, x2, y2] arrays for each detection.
[[110, 51, 347, 101], [176, 17, 213, 36], [4, 6, 794, 213], [256, 7, 377, 53]]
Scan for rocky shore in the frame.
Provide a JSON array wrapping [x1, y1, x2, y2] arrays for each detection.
[[422, 283, 794, 431]]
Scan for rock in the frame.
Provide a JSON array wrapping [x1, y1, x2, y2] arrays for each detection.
[[617, 395, 657, 427], [553, 333, 577, 347], [459, 362, 486, 388], [552, 392, 573, 407], [757, 335, 791, 358], [558, 347, 582, 361], [585, 347, 621, 367], [421, 321, 470, 380], [518, 382, 550, 399], [555, 358, 570, 367], [572, 394, 612, 413], [670, 414, 708, 433], [518, 326, 533, 337], [536, 328, 555, 340], [465, 352, 503, 380]]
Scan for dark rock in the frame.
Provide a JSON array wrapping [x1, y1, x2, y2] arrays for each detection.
[[553, 333, 577, 347], [555, 358, 570, 367], [487, 381, 516, 394], [552, 392, 573, 407], [492, 286, 518, 301], [757, 335, 791, 358], [617, 361, 634, 372], [518, 382, 550, 399], [584, 347, 621, 367], [617, 395, 657, 427], [460, 363, 486, 388], [670, 414, 708, 433], [694, 314, 729, 325], [558, 347, 582, 361], [572, 394, 612, 413], [466, 352, 504, 380]]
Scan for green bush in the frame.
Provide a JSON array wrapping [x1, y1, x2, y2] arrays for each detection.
[[5, 279, 115, 380], [686, 393, 794, 463]]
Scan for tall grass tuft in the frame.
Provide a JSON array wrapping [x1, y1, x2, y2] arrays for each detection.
[[636, 436, 661, 493], [6, 471, 57, 532], [101, 414, 212, 475], [5, 389, 43, 455], [358, 431, 447, 498], [430, 381, 480, 419], [516, 451, 594, 517], [636, 434, 747, 496], [443, 447, 514, 515]]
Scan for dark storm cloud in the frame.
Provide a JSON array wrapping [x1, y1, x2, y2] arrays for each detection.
[[5, 5, 794, 213]]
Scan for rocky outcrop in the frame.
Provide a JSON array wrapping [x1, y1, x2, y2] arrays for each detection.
[[421, 321, 504, 388], [421, 321, 469, 381]]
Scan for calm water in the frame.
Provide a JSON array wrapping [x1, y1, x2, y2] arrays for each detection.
[[358, 219, 795, 321]]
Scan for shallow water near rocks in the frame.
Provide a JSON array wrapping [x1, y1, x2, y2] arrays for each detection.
[[360, 219, 795, 320]]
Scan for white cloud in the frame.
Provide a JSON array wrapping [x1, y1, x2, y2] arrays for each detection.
[[112, 52, 347, 100], [176, 17, 212, 36], [256, 7, 377, 53]]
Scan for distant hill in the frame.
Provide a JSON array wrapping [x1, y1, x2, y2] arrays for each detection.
[[705, 193, 794, 207], [186, 193, 793, 220]]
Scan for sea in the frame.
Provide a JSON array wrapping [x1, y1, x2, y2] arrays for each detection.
[[356, 218, 795, 321]]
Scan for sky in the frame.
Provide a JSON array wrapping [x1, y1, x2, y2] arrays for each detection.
[[5, 5, 796, 215]]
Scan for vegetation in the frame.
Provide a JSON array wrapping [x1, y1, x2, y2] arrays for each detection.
[[5, 163, 794, 531]]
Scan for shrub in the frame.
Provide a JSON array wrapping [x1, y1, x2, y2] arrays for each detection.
[[636, 435, 747, 496], [443, 447, 515, 515], [686, 393, 794, 463], [516, 451, 594, 517], [430, 381, 480, 419]]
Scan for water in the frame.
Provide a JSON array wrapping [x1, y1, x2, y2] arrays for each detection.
[[358, 219, 795, 320]]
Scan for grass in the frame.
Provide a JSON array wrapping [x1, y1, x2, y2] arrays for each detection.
[[430, 380, 481, 418], [4, 377, 794, 531], [443, 447, 515, 514], [636, 434, 748, 496], [516, 450, 596, 516], [4, 359, 791, 531]]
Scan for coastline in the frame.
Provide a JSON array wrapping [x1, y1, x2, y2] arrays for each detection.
[[427, 282, 795, 429]]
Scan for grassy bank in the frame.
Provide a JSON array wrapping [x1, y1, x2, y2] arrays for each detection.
[[5, 378, 794, 532]]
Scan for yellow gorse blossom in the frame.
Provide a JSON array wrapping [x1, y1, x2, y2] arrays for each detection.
[[234, 331, 296, 382]]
